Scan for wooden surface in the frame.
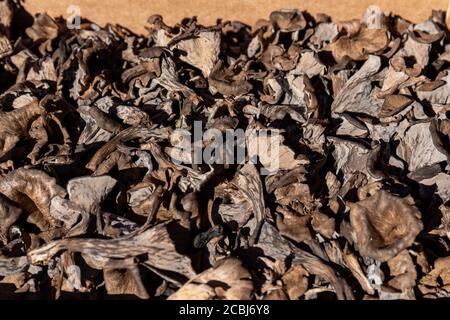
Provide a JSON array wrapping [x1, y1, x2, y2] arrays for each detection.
[[24, 0, 449, 34]]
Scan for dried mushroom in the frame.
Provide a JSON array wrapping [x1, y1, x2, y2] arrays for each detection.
[[168, 258, 253, 300], [0, 2, 449, 300], [349, 190, 423, 261]]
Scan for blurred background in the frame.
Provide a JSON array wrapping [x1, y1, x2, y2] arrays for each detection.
[[25, 0, 450, 33]]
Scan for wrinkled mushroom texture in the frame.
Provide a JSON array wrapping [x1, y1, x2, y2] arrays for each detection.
[[244, 104, 306, 124], [0, 0, 13, 37], [0, 193, 22, 242], [396, 121, 448, 173], [232, 163, 265, 224], [281, 265, 309, 300], [275, 207, 311, 243], [417, 71, 450, 104], [246, 130, 303, 173], [311, 212, 335, 239], [361, 5, 386, 29], [335, 114, 368, 137], [116, 105, 151, 126], [329, 137, 371, 180], [379, 95, 413, 118], [0, 168, 66, 228], [387, 250, 417, 292], [78, 105, 124, 134], [274, 182, 314, 208], [153, 54, 198, 98], [170, 29, 220, 77], [25, 13, 58, 42], [256, 222, 354, 300], [331, 55, 383, 114], [0, 256, 29, 276], [420, 173, 450, 203], [310, 23, 339, 48], [168, 258, 253, 300], [420, 256, 450, 288], [49, 195, 87, 232], [343, 248, 375, 295], [328, 28, 389, 63], [349, 191, 423, 261], [294, 51, 326, 77], [0, 101, 43, 156], [67, 175, 117, 212], [28, 222, 196, 279], [86, 126, 168, 171], [208, 61, 252, 97], [391, 31, 431, 75], [0, 33, 12, 58], [103, 266, 149, 299], [3, 3, 450, 300], [269, 10, 306, 32]]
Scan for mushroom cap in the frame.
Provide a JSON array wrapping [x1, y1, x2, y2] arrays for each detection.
[[349, 190, 423, 261]]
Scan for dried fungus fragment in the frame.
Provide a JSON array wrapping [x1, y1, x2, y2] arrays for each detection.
[[168, 258, 253, 300], [0, 3, 449, 301], [419, 257, 450, 297], [170, 29, 221, 77], [387, 250, 417, 292], [396, 121, 448, 173], [349, 191, 423, 261], [329, 28, 389, 63], [0, 168, 66, 230]]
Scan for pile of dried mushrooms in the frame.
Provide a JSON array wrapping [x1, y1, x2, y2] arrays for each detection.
[[0, 1, 450, 300]]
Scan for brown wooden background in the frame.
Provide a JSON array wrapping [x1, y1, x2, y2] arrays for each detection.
[[24, 0, 449, 34]]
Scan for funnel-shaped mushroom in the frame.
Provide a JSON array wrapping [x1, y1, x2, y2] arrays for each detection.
[[349, 190, 423, 261], [168, 257, 253, 300]]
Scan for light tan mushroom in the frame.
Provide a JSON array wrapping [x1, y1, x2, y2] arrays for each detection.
[[168, 257, 253, 300], [0, 168, 66, 230]]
